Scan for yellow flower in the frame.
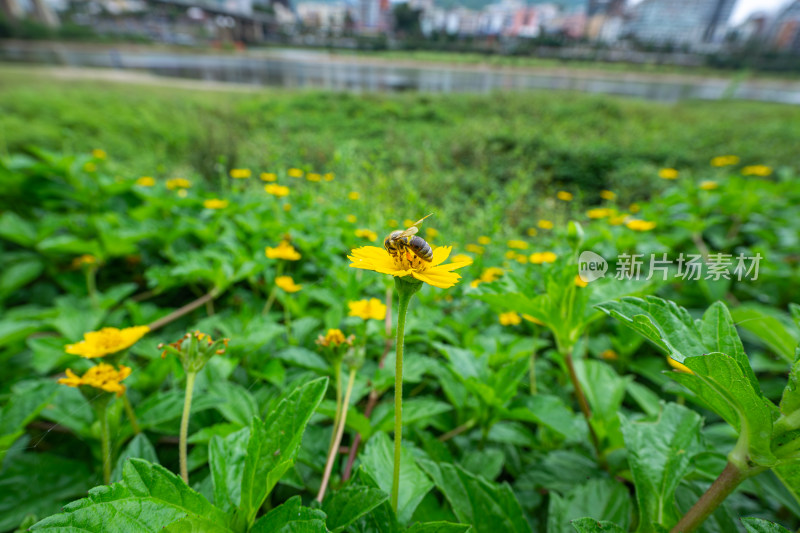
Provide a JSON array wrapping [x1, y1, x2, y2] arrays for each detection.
[[626, 219, 657, 232], [159, 330, 229, 359], [348, 245, 470, 289], [266, 240, 301, 260], [507, 240, 528, 250], [177, 189, 188, 198], [505, 250, 517, 260], [265, 184, 290, 197], [629, 203, 641, 213], [522, 314, 543, 325], [699, 181, 719, 191], [667, 357, 694, 374], [742, 165, 772, 177], [65, 326, 150, 359], [658, 168, 679, 180], [324, 172, 335, 181], [59, 363, 132, 397], [526, 228, 538, 237], [529, 251, 557, 264], [557, 191, 573, 201], [478, 236, 491, 245], [318, 328, 347, 347], [92, 149, 107, 160], [388, 219, 398, 227], [600, 190, 616, 200], [346, 214, 357, 224], [72, 254, 97, 268], [283, 204, 292, 211], [136, 176, 155, 187], [288, 168, 304, 178], [465, 244, 485, 255], [403, 219, 416, 228], [601, 349, 618, 361], [260, 172, 277, 182], [276, 275, 302, 292], [575, 275, 588, 287], [230, 168, 251, 179], [451, 254, 473, 265], [711, 155, 739, 167], [356, 229, 378, 242], [609, 214, 629, 226], [348, 192, 361, 200], [203, 199, 229, 209], [516, 254, 528, 264], [307, 173, 322, 182], [426, 228, 439, 239], [167, 178, 191, 190], [587, 208, 613, 219], [348, 298, 387, 320], [538, 219, 554, 230], [499, 312, 521, 326], [470, 266, 504, 287], [83, 162, 96, 173]]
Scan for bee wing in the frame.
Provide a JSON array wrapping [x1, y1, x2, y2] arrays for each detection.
[[400, 226, 419, 237], [411, 214, 433, 227]]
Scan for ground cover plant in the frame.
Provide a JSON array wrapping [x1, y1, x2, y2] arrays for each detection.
[[0, 73, 799, 532]]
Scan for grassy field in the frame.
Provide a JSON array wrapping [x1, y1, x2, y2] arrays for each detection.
[[1, 65, 799, 241]]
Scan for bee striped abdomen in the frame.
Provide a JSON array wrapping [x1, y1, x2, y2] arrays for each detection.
[[407, 236, 433, 262]]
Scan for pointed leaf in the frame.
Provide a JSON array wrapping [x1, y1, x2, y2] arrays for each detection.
[[547, 479, 630, 533], [112, 433, 159, 482], [740, 517, 793, 533], [571, 518, 626, 533], [323, 484, 388, 532], [250, 496, 327, 533], [209, 427, 250, 512], [698, 301, 758, 392]]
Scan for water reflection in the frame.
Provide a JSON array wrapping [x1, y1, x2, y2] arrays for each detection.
[[2, 43, 800, 104]]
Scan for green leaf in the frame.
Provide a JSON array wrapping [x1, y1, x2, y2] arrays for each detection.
[[509, 394, 582, 440], [0, 451, 92, 532], [620, 402, 703, 532], [238, 377, 328, 527], [0, 212, 37, 246], [779, 349, 800, 417], [570, 518, 627, 533], [0, 257, 44, 297], [360, 432, 433, 524], [740, 517, 793, 533], [323, 484, 388, 532], [0, 380, 58, 468], [698, 301, 758, 392], [547, 478, 630, 533], [772, 463, 800, 518], [731, 304, 799, 363], [250, 495, 327, 533], [30, 458, 233, 532], [407, 522, 471, 533], [209, 381, 258, 426], [209, 427, 249, 513], [574, 359, 630, 447], [419, 460, 532, 533], [597, 296, 707, 362], [111, 433, 159, 482], [670, 353, 776, 466]]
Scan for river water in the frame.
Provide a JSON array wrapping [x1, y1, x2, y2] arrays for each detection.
[[3, 42, 800, 104]]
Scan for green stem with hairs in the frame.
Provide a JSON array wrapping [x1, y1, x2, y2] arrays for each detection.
[[122, 393, 140, 435], [317, 367, 357, 503], [180, 371, 197, 484], [391, 278, 421, 513], [99, 403, 111, 484]]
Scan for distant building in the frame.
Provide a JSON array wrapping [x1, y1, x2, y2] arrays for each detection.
[[357, 0, 389, 33], [623, 0, 736, 49], [585, 0, 624, 41], [769, 0, 800, 52]]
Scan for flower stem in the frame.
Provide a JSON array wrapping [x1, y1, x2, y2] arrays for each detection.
[[179, 370, 197, 484], [563, 348, 605, 468], [317, 367, 357, 503], [529, 347, 538, 395], [670, 462, 754, 533], [122, 393, 140, 435], [392, 285, 415, 513], [99, 402, 111, 484], [328, 359, 342, 452]]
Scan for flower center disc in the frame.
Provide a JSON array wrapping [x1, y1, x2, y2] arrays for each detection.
[[394, 250, 429, 272]]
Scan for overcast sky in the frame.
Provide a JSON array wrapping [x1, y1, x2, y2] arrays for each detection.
[[730, 0, 789, 23]]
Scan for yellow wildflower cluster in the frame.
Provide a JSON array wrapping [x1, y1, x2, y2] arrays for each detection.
[[136, 176, 155, 187], [92, 149, 107, 159], [288, 168, 304, 178], [356, 229, 378, 242], [538, 220, 554, 230], [230, 168, 251, 179], [470, 267, 504, 287], [530, 252, 557, 264], [658, 168, 679, 180], [742, 165, 772, 177], [557, 191, 573, 201], [526, 228, 538, 237], [587, 208, 614, 219], [507, 240, 528, 250], [599, 190, 616, 200], [266, 241, 301, 261], [451, 254, 472, 264], [203, 199, 229, 210], [166, 178, 191, 190], [59, 364, 131, 397], [499, 312, 521, 326], [348, 192, 361, 201], [307, 173, 322, 182], [478, 236, 491, 245], [626, 220, 657, 232], [699, 181, 719, 191], [426, 228, 439, 239], [711, 155, 739, 167], [265, 184, 290, 197], [72, 254, 97, 268], [260, 172, 277, 182], [575, 275, 588, 287], [324, 173, 335, 181], [276, 275, 302, 292], [349, 298, 387, 320], [466, 244, 484, 255], [66, 326, 150, 359]]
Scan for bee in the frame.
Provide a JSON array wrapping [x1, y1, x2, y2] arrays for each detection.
[[384, 214, 434, 262]]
